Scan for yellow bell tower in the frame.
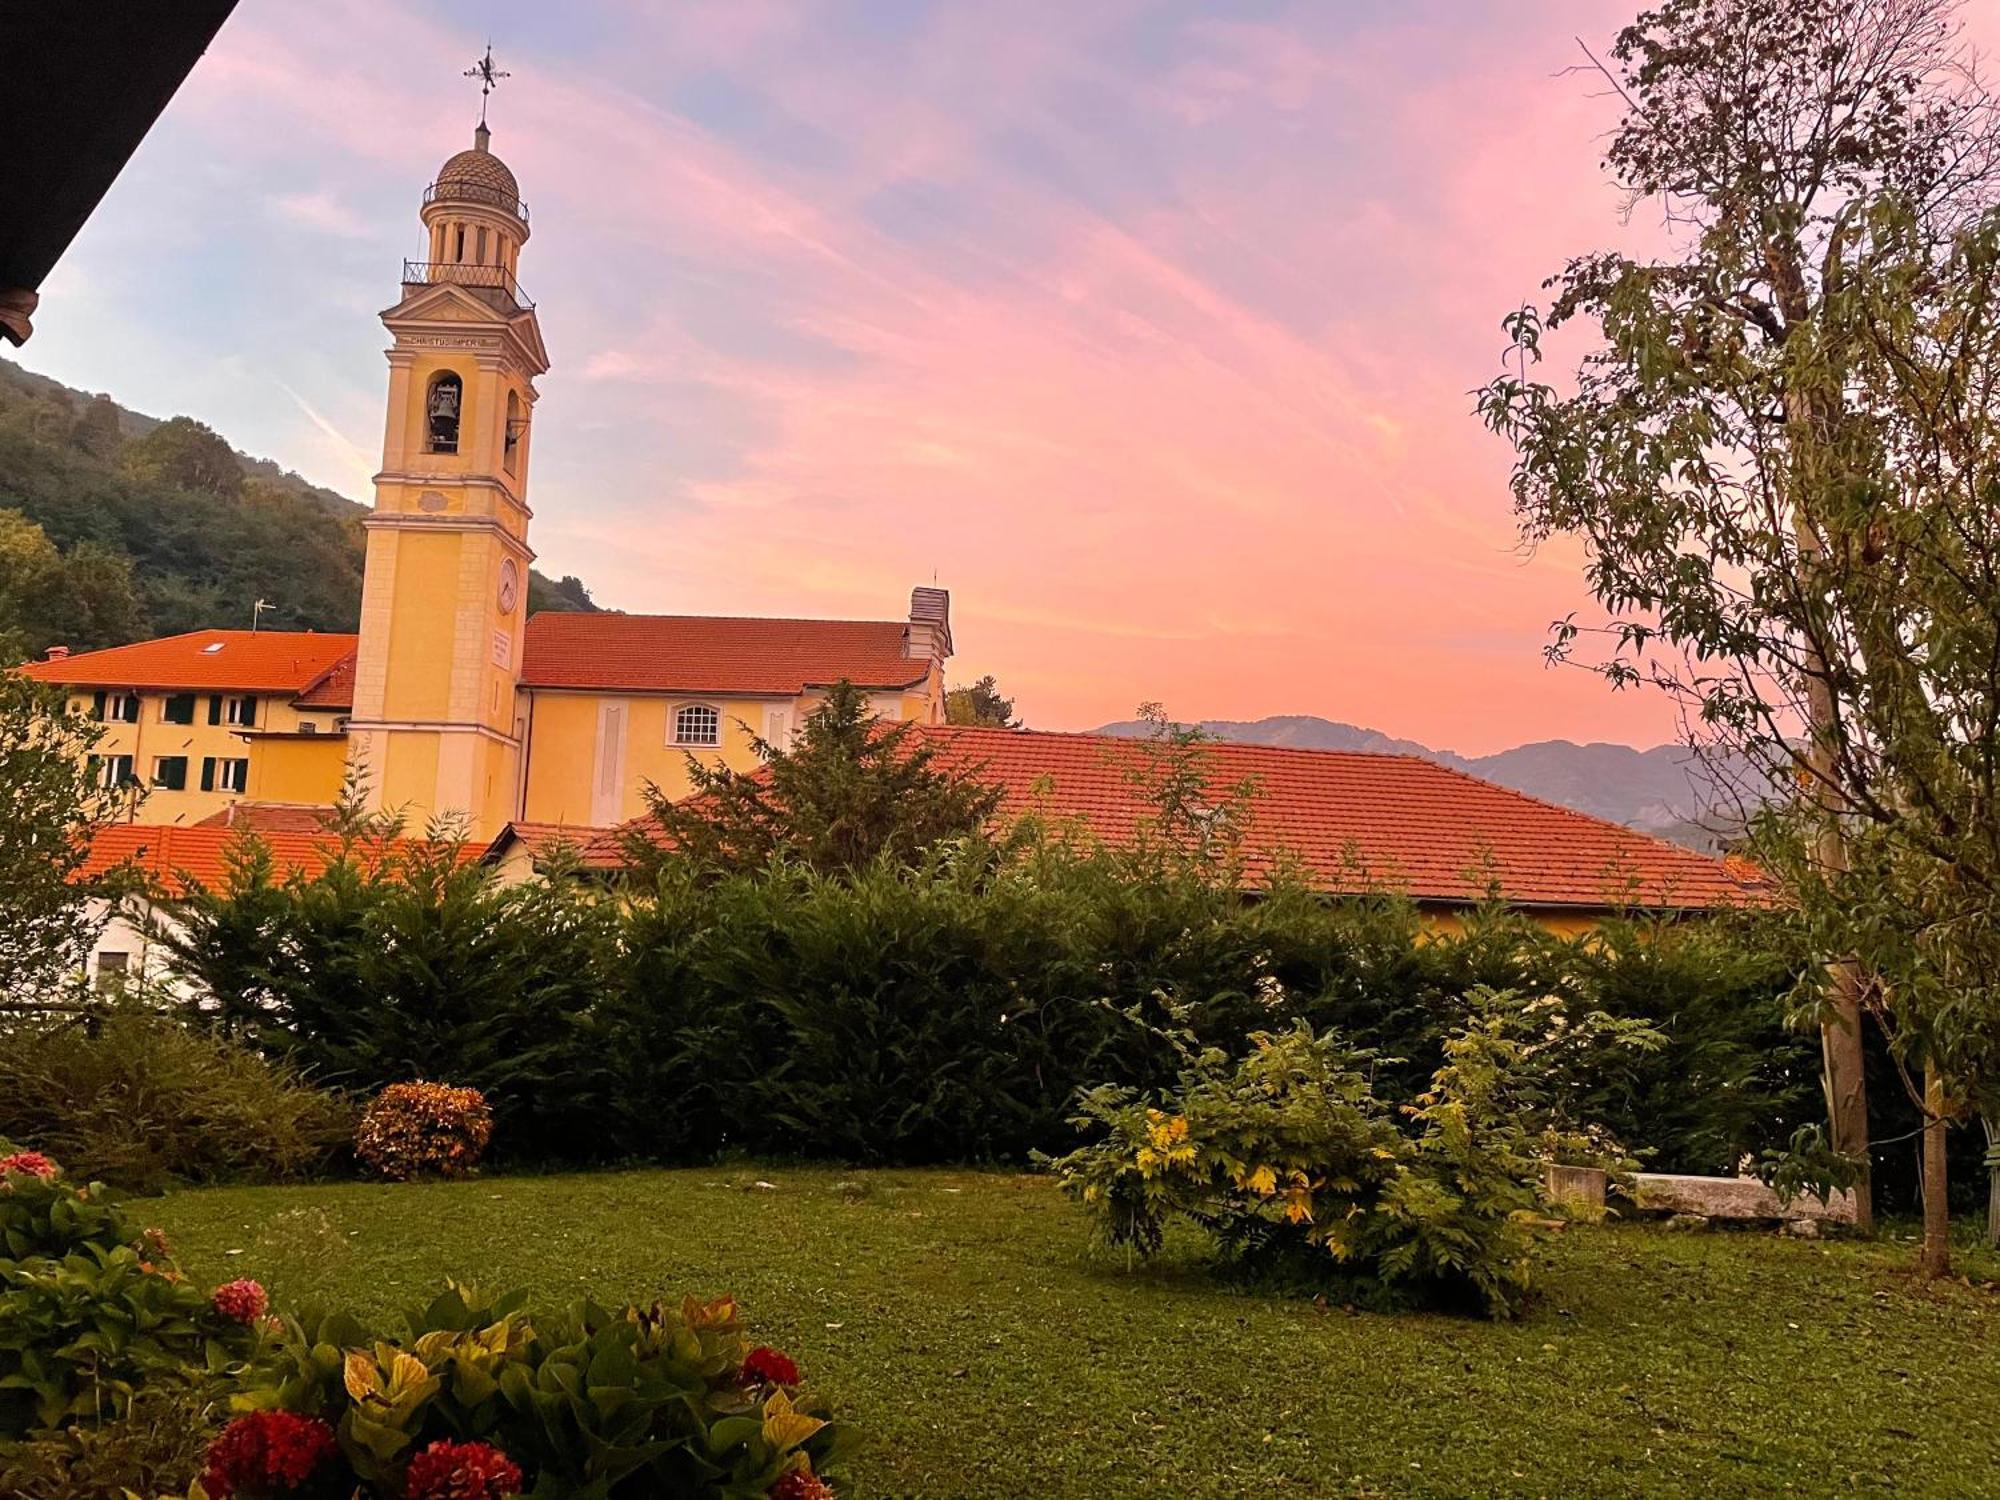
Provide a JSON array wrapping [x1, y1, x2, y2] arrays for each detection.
[[346, 105, 549, 841]]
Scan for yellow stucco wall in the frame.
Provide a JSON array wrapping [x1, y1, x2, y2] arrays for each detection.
[[68, 690, 348, 825], [519, 682, 941, 828]]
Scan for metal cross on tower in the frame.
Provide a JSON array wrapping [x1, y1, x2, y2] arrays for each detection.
[[464, 44, 509, 125]]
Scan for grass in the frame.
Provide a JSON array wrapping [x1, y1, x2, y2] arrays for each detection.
[[147, 1166, 2000, 1499]]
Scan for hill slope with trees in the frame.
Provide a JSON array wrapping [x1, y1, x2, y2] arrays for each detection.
[[0, 358, 596, 658]]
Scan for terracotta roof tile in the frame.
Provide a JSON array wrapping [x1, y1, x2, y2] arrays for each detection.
[[19, 631, 359, 696], [294, 652, 356, 708], [521, 613, 928, 696], [77, 824, 476, 897], [485, 821, 613, 865], [191, 802, 337, 833], [583, 726, 1768, 912]]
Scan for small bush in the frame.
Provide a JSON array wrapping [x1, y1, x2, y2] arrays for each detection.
[[0, 1146, 265, 1438], [0, 1009, 354, 1192], [353, 1082, 493, 1180], [0, 1386, 221, 1499], [220, 1281, 856, 1497], [1046, 994, 1629, 1318]]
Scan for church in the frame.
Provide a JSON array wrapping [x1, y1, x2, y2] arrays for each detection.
[[23, 119, 953, 841]]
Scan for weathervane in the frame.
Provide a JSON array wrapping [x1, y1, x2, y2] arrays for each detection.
[[464, 44, 509, 126]]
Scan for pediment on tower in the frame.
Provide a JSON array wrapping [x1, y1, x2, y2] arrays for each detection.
[[380, 279, 503, 327]]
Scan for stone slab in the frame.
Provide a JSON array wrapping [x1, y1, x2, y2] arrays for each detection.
[[1632, 1172, 1857, 1224]]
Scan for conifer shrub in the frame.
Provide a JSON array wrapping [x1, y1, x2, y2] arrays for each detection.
[[353, 1082, 493, 1180]]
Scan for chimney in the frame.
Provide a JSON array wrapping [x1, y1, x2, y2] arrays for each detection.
[[43, 644, 70, 661], [906, 587, 952, 662]]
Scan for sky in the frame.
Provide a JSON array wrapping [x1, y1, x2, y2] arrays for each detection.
[[27, 0, 1984, 755]]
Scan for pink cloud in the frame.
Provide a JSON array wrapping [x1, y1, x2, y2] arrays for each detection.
[[45, 0, 1932, 756]]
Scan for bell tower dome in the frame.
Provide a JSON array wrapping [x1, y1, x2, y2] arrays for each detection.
[[344, 60, 550, 842]]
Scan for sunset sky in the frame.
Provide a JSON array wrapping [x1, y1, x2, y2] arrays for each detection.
[[27, 0, 1991, 754]]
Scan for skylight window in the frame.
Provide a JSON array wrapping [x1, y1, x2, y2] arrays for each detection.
[[200, 642, 225, 654]]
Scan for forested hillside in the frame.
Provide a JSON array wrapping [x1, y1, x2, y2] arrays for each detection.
[[0, 359, 596, 659]]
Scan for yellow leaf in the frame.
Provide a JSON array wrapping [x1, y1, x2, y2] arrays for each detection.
[[390, 1350, 430, 1392], [1243, 1165, 1278, 1196], [761, 1388, 828, 1452], [343, 1351, 383, 1403]]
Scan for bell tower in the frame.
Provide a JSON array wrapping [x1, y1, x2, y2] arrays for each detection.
[[346, 72, 549, 841]]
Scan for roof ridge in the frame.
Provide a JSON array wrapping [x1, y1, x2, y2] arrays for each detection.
[[531, 612, 906, 629]]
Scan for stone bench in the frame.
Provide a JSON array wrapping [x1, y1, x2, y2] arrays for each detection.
[[1631, 1171, 1857, 1225]]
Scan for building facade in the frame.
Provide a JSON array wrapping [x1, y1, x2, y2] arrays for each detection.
[[22, 122, 951, 839]]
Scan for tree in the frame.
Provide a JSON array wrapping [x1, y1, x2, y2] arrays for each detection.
[[0, 672, 121, 1001], [66, 394, 121, 459], [0, 511, 144, 656], [628, 680, 1004, 879], [945, 674, 1020, 728], [1477, 0, 2000, 1248], [120, 415, 243, 498]]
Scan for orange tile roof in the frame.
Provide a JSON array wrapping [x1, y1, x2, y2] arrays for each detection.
[[484, 821, 617, 870], [192, 802, 337, 833], [582, 725, 1768, 912], [18, 631, 359, 696], [77, 823, 476, 898], [521, 613, 929, 696], [294, 651, 356, 708]]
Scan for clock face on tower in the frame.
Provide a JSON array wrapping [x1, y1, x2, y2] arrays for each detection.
[[497, 559, 520, 614]]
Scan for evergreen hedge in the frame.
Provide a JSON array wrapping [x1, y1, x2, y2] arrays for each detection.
[[158, 833, 1819, 1174]]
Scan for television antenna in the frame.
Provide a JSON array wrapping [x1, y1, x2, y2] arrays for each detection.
[[252, 598, 277, 631]]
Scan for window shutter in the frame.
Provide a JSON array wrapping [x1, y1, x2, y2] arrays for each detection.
[[208, 695, 222, 725], [200, 758, 215, 792], [240, 697, 257, 727], [92, 691, 106, 720]]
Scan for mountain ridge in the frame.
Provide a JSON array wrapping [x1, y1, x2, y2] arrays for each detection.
[[1092, 714, 1746, 851]]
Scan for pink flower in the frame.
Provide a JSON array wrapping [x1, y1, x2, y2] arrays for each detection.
[[403, 1438, 524, 1499], [771, 1468, 836, 1500], [213, 1278, 270, 1324], [200, 1410, 338, 1496], [0, 1150, 58, 1180]]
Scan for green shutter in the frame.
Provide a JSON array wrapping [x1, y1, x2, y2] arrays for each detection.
[[240, 697, 257, 727], [91, 691, 107, 720], [208, 695, 222, 724], [200, 758, 215, 792]]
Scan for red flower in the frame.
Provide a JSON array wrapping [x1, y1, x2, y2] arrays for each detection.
[[742, 1345, 800, 1387], [200, 1410, 338, 1497], [403, 1438, 524, 1500], [0, 1150, 58, 1180], [213, 1278, 271, 1324], [770, 1468, 836, 1500]]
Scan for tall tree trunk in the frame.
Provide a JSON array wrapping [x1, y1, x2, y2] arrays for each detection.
[[1919, 1062, 1950, 1278], [1820, 955, 1874, 1233], [1983, 1113, 1999, 1251]]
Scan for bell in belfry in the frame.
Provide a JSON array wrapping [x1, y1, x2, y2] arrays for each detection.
[[428, 373, 462, 452]]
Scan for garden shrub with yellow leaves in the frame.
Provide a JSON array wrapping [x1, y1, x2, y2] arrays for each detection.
[[352, 1082, 492, 1181], [180, 1281, 855, 1499], [1047, 989, 1647, 1318]]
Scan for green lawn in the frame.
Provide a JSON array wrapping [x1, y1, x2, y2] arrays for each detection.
[[146, 1167, 2000, 1498]]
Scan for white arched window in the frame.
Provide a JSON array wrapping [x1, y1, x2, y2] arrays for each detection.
[[673, 704, 721, 746]]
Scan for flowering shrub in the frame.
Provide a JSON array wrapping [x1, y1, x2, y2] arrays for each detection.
[[353, 1083, 493, 1180], [213, 1278, 271, 1326], [0, 1142, 265, 1438], [198, 1409, 339, 1497], [1047, 998, 1596, 1318], [402, 1438, 524, 1500], [225, 1281, 854, 1498], [0, 1149, 59, 1180]]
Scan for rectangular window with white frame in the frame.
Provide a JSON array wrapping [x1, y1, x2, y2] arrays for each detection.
[[672, 703, 722, 747], [201, 757, 250, 794]]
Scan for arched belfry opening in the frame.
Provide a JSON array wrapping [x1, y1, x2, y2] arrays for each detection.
[[427, 371, 463, 453]]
